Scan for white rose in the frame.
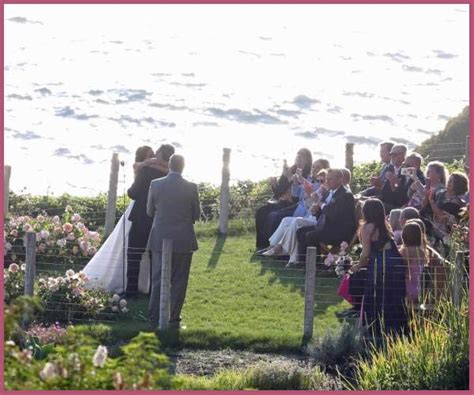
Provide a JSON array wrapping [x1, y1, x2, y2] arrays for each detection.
[[56, 239, 67, 248], [39, 362, 59, 381], [5, 242, 12, 251], [119, 299, 127, 308], [40, 230, 50, 239], [72, 213, 81, 222], [66, 269, 75, 278], [112, 294, 120, 303]]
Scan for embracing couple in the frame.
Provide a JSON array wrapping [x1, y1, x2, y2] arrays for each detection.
[[84, 145, 200, 329]]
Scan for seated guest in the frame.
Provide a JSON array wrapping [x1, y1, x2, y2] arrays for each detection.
[[295, 169, 357, 263], [389, 208, 402, 244], [397, 207, 420, 245], [290, 160, 330, 218], [260, 157, 330, 250], [263, 169, 328, 262], [400, 206, 419, 227], [255, 148, 312, 249], [406, 153, 425, 181], [379, 144, 410, 211], [360, 141, 394, 197], [405, 152, 427, 209], [349, 198, 407, 336], [399, 221, 427, 306], [427, 171, 468, 242], [420, 161, 448, 221]]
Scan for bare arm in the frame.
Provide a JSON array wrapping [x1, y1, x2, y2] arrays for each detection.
[[351, 223, 374, 271], [134, 158, 169, 174]]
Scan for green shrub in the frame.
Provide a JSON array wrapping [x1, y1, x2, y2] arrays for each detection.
[[4, 331, 175, 390], [349, 296, 469, 390], [175, 362, 338, 390], [351, 161, 384, 194], [308, 322, 363, 368], [64, 324, 113, 346]]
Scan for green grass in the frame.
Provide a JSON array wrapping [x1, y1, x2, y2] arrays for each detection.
[[108, 223, 351, 352]]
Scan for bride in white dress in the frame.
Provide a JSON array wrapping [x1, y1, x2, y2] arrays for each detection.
[[83, 146, 168, 294]]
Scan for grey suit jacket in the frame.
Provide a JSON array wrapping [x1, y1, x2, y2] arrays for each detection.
[[147, 172, 200, 253]]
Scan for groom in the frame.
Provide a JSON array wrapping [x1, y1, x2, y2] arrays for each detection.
[[126, 144, 175, 297], [147, 154, 200, 329]]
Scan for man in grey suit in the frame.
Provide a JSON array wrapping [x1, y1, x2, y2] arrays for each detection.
[[147, 154, 200, 329]]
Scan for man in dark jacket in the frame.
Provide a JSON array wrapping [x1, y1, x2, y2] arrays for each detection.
[[296, 169, 357, 262], [126, 144, 175, 297], [147, 154, 200, 329], [379, 144, 410, 211]]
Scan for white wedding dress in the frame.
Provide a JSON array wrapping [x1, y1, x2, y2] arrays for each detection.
[[83, 202, 151, 294]]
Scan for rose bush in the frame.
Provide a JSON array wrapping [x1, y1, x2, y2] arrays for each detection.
[[4, 207, 102, 269], [36, 269, 127, 323]]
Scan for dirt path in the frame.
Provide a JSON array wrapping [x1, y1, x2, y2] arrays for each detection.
[[168, 348, 315, 376]]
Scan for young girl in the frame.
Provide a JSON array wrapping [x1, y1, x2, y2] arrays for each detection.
[[399, 222, 428, 305]]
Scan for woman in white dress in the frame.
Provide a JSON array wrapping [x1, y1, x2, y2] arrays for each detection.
[[264, 169, 328, 265], [83, 146, 168, 294]]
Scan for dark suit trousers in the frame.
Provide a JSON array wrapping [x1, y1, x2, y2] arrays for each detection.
[[296, 226, 348, 263], [255, 200, 294, 248], [126, 221, 152, 295], [149, 251, 193, 327]]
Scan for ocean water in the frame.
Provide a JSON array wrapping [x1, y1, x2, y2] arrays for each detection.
[[4, 4, 469, 196]]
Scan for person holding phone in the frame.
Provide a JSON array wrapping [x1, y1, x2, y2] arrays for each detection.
[[360, 141, 394, 197], [255, 148, 313, 250]]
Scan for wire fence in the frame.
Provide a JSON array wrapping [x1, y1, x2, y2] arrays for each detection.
[[3, 140, 470, 342]]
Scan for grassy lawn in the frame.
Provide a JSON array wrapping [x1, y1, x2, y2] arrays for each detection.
[[108, 223, 351, 353]]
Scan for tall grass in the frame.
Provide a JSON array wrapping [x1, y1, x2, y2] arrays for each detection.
[[349, 293, 469, 390], [174, 361, 339, 390]]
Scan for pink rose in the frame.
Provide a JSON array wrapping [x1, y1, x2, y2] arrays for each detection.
[[22, 223, 32, 232], [63, 223, 73, 233], [10, 229, 18, 238], [9, 263, 19, 273]]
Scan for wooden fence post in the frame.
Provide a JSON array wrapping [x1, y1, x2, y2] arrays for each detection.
[[105, 153, 120, 238], [345, 143, 354, 175], [4, 165, 11, 218], [159, 239, 173, 330], [452, 251, 463, 309], [24, 232, 36, 296], [303, 246, 317, 344], [219, 148, 231, 234]]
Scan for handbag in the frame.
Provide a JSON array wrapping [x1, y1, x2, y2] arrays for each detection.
[[337, 274, 353, 304]]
